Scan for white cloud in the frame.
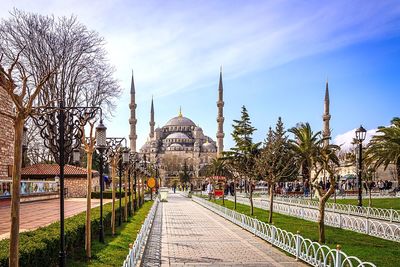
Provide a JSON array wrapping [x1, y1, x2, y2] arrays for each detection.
[[333, 128, 378, 151], [1, 1, 400, 147]]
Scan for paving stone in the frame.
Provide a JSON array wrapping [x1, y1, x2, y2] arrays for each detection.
[[156, 193, 306, 267], [0, 198, 111, 240]]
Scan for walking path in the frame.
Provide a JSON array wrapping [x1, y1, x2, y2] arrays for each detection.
[[142, 193, 305, 266], [0, 198, 111, 240]]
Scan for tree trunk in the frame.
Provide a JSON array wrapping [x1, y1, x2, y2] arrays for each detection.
[[85, 151, 93, 258], [111, 161, 116, 236], [318, 198, 326, 243], [9, 117, 24, 267], [249, 180, 254, 216], [124, 169, 128, 221], [268, 184, 274, 223]]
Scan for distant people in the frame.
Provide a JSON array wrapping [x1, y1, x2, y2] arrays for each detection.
[[304, 179, 310, 197], [206, 181, 213, 200], [172, 184, 176, 193], [230, 181, 235, 196]]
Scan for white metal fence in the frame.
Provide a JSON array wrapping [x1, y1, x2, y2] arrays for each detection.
[[270, 196, 400, 223], [192, 195, 376, 267], [122, 198, 160, 267], [227, 196, 400, 243]]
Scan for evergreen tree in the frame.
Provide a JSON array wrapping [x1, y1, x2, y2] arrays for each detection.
[[255, 117, 297, 223], [224, 106, 260, 215]]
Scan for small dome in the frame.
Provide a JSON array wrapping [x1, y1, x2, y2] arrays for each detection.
[[194, 126, 203, 131], [169, 143, 183, 148], [140, 142, 150, 152], [155, 127, 161, 132], [202, 142, 216, 150], [165, 116, 196, 127], [166, 132, 190, 139]]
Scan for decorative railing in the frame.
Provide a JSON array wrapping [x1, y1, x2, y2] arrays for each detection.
[[271, 196, 400, 223], [192, 195, 376, 267], [227, 196, 400, 243], [122, 198, 160, 267]]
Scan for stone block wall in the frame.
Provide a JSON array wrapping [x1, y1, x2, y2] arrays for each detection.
[[0, 87, 14, 179], [65, 176, 100, 198]]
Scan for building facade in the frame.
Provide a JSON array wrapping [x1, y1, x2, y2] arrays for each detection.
[[0, 87, 14, 180]]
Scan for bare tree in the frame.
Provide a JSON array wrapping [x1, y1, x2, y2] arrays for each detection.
[[0, 50, 55, 266], [1, 9, 121, 164], [311, 144, 340, 243]]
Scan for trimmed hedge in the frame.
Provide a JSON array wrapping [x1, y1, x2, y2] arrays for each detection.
[[0, 199, 132, 266], [91, 191, 133, 199]]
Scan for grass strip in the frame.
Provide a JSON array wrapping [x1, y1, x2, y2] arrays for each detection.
[[328, 198, 400, 210], [69, 200, 153, 267], [202, 197, 399, 267]]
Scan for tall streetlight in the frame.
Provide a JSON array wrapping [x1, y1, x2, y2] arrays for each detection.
[[31, 103, 101, 267], [355, 125, 367, 207], [119, 148, 129, 225], [95, 120, 107, 243]]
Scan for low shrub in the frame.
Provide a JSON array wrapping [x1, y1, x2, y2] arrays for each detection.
[[0, 199, 132, 267], [91, 191, 133, 199]]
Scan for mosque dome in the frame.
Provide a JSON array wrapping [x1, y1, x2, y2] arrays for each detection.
[[166, 132, 190, 139], [165, 116, 196, 127], [202, 141, 216, 151]]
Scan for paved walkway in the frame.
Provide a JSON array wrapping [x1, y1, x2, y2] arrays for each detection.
[[0, 198, 111, 240], [153, 193, 305, 267]]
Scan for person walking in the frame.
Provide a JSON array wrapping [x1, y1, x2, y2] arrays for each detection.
[[206, 181, 213, 200]]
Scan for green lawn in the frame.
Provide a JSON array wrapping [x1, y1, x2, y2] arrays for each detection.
[[329, 198, 400, 210], [69, 201, 154, 267], [205, 197, 399, 267]]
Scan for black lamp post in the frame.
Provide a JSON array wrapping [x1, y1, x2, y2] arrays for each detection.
[[95, 120, 107, 243], [355, 125, 367, 207], [30, 102, 101, 267], [118, 148, 129, 225], [72, 148, 80, 167]]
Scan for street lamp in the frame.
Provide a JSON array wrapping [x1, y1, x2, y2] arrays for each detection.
[[118, 148, 129, 225], [355, 125, 367, 207], [30, 103, 101, 267], [73, 148, 80, 166], [95, 119, 107, 243]]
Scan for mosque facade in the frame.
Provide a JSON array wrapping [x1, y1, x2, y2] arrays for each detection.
[[128, 70, 225, 186]]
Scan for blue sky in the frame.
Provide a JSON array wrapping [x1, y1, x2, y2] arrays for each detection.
[[1, 0, 400, 150]]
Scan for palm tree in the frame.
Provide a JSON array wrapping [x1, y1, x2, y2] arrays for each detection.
[[289, 122, 340, 243], [366, 117, 400, 189], [289, 123, 323, 198]]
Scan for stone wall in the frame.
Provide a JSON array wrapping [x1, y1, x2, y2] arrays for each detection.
[[0, 87, 14, 179], [65, 176, 100, 198]]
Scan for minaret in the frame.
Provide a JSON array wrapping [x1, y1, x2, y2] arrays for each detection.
[[322, 79, 331, 147], [129, 72, 137, 152], [216, 67, 225, 157], [149, 96, 155, 139]]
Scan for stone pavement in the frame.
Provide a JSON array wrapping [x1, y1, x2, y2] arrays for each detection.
[[0, 198, 111, 240], [145, 193, 305, 267]]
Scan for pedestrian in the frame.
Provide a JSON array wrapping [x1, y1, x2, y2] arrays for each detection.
[[206, 181, 213, 200]]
